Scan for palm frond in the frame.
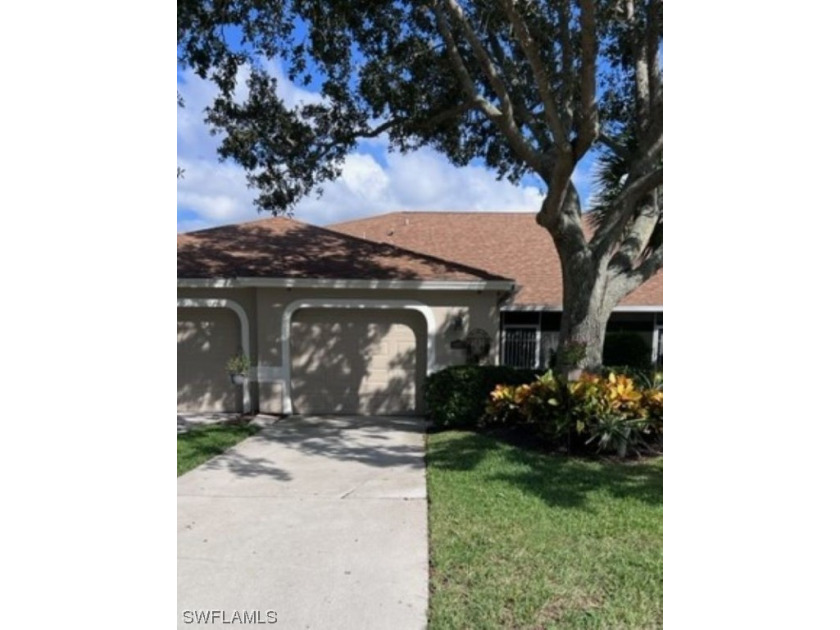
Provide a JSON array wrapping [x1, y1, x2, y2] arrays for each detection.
[[588, 133, 662, 256]]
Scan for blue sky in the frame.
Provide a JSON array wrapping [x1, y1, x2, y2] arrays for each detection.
[[176, 59, 596, 233]]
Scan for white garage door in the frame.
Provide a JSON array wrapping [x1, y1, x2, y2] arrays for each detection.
[[291, 309, 426, 415], [177, 307, 241, 413]]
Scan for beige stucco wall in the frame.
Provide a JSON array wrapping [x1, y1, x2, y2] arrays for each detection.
[[177, 306, 241, 413], [176, 285, 504, 414], [252, 286, 502, 365], [177, 289, 259, 411], [177, 288, 258, 354], [291, 308, 427, 415]]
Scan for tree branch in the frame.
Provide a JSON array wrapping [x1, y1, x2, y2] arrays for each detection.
[[537, 163, 588, 256], [401, 101, 475, 137], [608, 195, 661, 274], [625, 0, 651, 135], [559, 0, 574, 134], [432, 1, 546, 176], [313, 103, 472, 162], [432, 4, 485, 103], [442, 0, 514, 118], [574, 0, 599, 159], [598, 131, 629, 159], [610, 243, 663, 297], [646, 0, 663, 116], [357, 118, 402, 139], [636, 130, 663, 170], [500, 0, 566, 148], [485, 31, 552, 151], [590, 165, 663, 258]]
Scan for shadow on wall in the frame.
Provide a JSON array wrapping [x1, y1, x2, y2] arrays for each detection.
[[438, 308, 500, 367], [367, 345, 420, 415], [290, 309, 427, 416], [177, 310, 242, 413], [177, 378, 242, 414]]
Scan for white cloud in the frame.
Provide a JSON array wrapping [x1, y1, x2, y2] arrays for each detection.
[[177, 66, 547, 232], [274, 147, 545, 226], [336, 153, 390, 198], [177, 161, 253, 222], [262, 57, 325, 108]]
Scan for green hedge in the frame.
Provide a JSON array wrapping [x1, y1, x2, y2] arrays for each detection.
[[425, 365, 538, 428], [603, 332, 652, 370]]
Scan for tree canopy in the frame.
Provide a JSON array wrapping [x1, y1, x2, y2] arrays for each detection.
[[178, 0, 663, 370]]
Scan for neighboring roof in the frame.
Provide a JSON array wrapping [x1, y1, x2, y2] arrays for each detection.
[[177, 216, 513, 283], [330, 211, 663, 307]]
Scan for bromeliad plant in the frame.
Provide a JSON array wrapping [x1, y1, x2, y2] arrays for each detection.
[[584, 413, 652, 458]]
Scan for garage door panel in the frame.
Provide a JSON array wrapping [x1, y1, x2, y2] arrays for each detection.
[[365, 366, 390, 381], [395, 341, 415, 355], [291, 309, 425, 415], [177, 308, 241, 413]]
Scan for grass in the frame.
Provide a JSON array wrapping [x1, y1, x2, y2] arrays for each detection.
[[177, 423, 260, 476], [426, 430, 663, 629]]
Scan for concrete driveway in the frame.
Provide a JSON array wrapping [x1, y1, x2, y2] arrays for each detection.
[[177, 415, 428, 629]]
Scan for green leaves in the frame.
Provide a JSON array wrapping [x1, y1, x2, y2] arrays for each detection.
[[484, 369, 663, 456], [178, 0, 662, 215], [225, 352, 250, 376]]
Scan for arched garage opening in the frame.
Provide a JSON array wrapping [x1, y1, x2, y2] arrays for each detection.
[[281, 300, 436, 416], [177, 299, 251, 413]]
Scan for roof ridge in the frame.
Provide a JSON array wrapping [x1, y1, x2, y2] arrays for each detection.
[[395, 210, 537, 214], [329, 210, 538, 227], [178, 213, 303, 235], [314, 223, 513, 282]]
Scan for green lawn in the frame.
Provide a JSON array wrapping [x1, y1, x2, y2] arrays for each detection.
[[177, 423, 260, 476], [426, 430, 663, 629]]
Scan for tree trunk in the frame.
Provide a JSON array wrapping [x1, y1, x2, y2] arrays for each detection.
[[538, 185, 637, 381], [548, 229, 616, 379], [561, 304, 609, 372], [555, 269, 611, 378]]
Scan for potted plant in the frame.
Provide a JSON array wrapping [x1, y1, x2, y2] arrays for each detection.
[[226, 352, 250, 385]]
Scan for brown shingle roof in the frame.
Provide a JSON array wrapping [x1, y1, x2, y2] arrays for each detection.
[[177, 216, 512, 282], [330, 211, 663, 307]]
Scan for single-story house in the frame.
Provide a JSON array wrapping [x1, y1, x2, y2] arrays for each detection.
[[177, 212, 663, 416], [177, 217, 517, 416], [330, 211, 663, 371]]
